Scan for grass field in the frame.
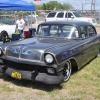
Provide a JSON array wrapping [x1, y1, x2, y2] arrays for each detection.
[[0, 56, 100, 100]]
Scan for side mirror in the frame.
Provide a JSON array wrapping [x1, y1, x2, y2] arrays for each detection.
[[71, 15, 74, 18]]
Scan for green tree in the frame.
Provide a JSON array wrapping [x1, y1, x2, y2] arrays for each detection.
[[43, 3, 46, 10], [46, 1, 62, 10], [62, 3, 74, 10], [42, 1, 74, 10], [30, 1, 74, 11]]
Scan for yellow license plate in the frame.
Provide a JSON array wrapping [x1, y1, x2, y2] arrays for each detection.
[[11, 71, 22, 79]]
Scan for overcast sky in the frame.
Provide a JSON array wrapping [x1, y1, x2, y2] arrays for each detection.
[[24, 0, 100, 10]]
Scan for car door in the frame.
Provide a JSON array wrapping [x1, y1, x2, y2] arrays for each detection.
[[65, 12, 74, 20], [55, 12, 64, 21], [0, 24, 16, 35], [87, 26, 98, 58], [46, 12, 57, 21], [79, 26, 96, 66]]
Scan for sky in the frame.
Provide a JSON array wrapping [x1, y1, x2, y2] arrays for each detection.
[[24, 0, 100, 10]]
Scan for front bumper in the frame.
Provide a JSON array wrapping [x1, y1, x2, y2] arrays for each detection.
[[0, 65, 64, 84]]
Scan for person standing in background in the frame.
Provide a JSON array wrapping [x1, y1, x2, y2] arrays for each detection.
[[16, 15, 25, 38]]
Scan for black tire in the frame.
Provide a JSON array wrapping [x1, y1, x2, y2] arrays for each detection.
[[63, 61, 72, 82], [0, 31, 9, 41]]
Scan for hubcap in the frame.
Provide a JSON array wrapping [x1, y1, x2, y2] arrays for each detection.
[[2, 34, 8, 41], [63, 62, 71, 81]]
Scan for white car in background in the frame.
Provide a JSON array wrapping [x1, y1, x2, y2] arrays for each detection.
[[45, 11, 97, 26], [0, 23, 16, 40], [0, 15, 16, 40]]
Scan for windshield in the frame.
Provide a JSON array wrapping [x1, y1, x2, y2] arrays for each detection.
[[73, 12, 83, 17], [37, 24, 79, 38]]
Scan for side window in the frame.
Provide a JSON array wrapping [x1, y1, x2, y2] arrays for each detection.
[[65, 12, 73, 18], [47, 12, 56, 18], [80, 26, 87, 38], [50, 25, 59, 36], [62, 26, 79, 38], [38, 25, 49, 36], [87, 26, 96, 37], [57, 12, 64, 18]]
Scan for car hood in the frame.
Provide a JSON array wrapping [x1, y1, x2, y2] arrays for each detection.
[[76, 17, 93, 19], [5, 37, 75, 61]]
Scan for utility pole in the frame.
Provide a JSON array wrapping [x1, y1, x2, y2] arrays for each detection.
[[94, 0, 96, 11], [81, 0, 86, 13], [91, 0, 93, 11], [81, 2, 83, 13], [91, 0, 96, 11], [94, 0, 96, 15]]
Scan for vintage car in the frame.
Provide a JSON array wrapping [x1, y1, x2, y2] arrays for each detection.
[[0, 20, 100, 84]]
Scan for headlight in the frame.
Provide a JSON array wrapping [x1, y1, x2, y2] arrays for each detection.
[[45, 54, 54, 64], [0, 49, 2, 55], [47, 68, 55, 74], [0, 49, 3, 56]]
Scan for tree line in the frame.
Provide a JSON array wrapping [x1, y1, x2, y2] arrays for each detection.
[[31, 1, 74, 11]]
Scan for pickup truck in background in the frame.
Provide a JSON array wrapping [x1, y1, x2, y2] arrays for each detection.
[[45, 11, 97, 26]]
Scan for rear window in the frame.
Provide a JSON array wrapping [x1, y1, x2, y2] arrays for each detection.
[[47, 12, 56, 18]]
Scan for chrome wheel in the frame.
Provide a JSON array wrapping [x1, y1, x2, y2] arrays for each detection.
[[63, 61, 71, 82], [1, 33, 8, 41]]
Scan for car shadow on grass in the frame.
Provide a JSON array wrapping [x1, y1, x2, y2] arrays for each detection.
[[0, 73, 62, 91]]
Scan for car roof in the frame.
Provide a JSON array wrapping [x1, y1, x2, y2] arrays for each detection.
[[49, 10, 76, 13], [40, 20, 92, 26]]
